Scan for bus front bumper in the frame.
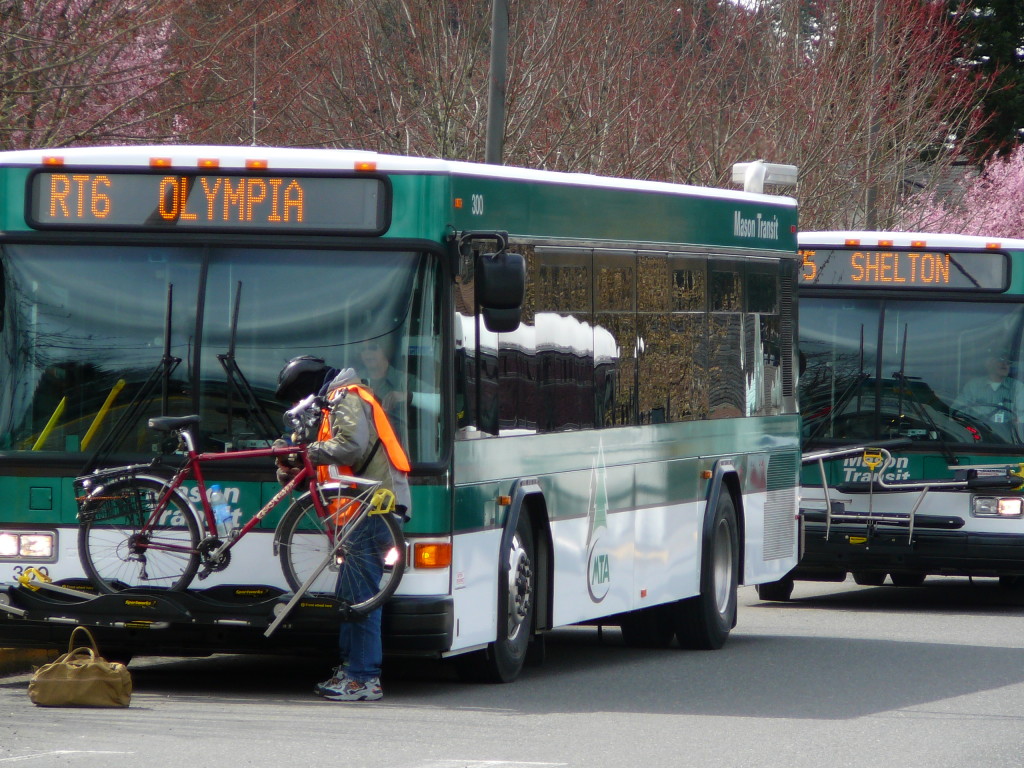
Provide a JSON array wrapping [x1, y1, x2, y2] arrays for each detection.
[[0, 582, 454, 659], [795, 518, 1024, 577]]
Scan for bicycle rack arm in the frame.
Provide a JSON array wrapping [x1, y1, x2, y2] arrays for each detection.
[[803, 444, 892, 541], [264, 476, 386, 638], [0, 595, 27, 617], [802, 440, 912, 541]]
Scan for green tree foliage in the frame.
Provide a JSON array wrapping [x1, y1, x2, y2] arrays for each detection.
[[947, 0, 1024, 156]]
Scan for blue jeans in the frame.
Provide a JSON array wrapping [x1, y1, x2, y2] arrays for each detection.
[[335, 515, 388, 681]]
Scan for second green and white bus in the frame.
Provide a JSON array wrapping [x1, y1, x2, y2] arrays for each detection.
[[776, 230, 1024, 598], [0, 146, 801, 680]]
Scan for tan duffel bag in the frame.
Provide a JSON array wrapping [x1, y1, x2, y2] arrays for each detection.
[[28, 626, 132, 707]]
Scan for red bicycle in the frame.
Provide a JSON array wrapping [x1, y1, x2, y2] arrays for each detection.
[[74, 401, 404, 614]]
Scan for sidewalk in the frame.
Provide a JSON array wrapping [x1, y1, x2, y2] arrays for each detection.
[[0, 648, 57, 677]]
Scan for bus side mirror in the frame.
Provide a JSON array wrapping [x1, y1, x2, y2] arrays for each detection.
[[476, 250, 525, 333]]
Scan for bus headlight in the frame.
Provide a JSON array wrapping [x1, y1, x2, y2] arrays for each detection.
[[0, 534, 17, 557], [973, 497, 1024, 518], [0, 531, 56, 560]]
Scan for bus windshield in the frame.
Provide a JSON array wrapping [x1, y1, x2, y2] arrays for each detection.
[[800, 296, 1024, 447], [0, 243, 443, 463]]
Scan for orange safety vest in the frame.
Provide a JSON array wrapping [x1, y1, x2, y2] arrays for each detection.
[[315, 385, 410, 525]]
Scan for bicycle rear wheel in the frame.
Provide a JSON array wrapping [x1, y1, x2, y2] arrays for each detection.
[[78, 475, 201, 593], [276, 491, 404, 614]]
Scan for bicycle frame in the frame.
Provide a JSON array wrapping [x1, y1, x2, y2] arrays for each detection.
[[137, 430, 326, 561], [75, 414, 402, 601]]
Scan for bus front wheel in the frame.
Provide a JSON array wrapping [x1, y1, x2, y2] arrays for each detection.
[[456, 512, 536, 683], [673, 492, 738, 650]]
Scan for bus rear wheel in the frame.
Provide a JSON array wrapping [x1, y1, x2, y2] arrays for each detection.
[[890, 571, 926, 588], [756, 575, 795, 602], [620, 604, 675, 648], [456, 512, 535, 683], [852, 571, 887, 586], [673, 492, 738, 650]]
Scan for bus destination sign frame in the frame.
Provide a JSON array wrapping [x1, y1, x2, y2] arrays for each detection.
[[799, 247, 1008, 291], [26, 169, 390, 235]]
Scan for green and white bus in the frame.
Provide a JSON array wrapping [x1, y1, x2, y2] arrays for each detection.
[[0, 146, 800, 681], [782, 230, 1024, 597]]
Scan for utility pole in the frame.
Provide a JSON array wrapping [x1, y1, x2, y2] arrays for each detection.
[[485, 0, 508, 165], [865, 0, 882, 229]]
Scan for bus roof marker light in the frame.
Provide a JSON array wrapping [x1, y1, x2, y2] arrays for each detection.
[[878, 240, 894, 247], [845, 239, 860, 246], [987, 242, 1002, 249], [149, 157, 172, 168], [910, 240, 926, 248], [198, 158, 219, 169], [42, 156, 63, 166], [355, 161, 377, 172], [730, 161, 798, 194], [246, 159, 268, 169]]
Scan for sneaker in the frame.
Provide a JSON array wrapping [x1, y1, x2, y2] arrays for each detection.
[[321, 676, 383, 702], [314, 667, 350, 697]]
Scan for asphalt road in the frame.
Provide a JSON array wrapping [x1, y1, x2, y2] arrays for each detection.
[[2, 576, 1023, 768]]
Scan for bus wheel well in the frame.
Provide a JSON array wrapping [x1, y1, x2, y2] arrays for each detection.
[[721, 472, 745, 586], [522, 493, 553, 633]]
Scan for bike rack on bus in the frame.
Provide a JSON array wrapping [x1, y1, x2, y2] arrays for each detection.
[[802, 445, 1024, 544]]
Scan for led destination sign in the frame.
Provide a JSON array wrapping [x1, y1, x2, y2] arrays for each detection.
[[28, 170, 387, 233], [799, 247, 1008, 290]]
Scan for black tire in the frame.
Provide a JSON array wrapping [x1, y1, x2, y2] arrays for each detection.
[[890, 571, 926, 588], [756, 576, 795, 602], [852, 571, 887, 586], [276, 491, 405, 615], [673, 491, 739, 650], [620, 604, 675, 648], [78, 475, 200, 593], [456, 512, 535, 683]]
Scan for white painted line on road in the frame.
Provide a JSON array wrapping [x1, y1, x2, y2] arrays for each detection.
[[416, 761, 567, 768], [0, 751, 133, 763]]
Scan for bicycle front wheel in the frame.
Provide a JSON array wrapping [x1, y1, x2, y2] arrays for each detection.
[[78, 475, 201, 593], [277, 492, 405, 614]]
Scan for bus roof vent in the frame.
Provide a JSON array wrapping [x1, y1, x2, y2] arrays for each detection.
[[732, 161, 798, 194]]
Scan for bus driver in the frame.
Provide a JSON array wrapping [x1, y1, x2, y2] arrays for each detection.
[[952, 349, 1024, 441]]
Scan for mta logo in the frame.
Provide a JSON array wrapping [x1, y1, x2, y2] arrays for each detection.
[[590, 553, 610, 587]]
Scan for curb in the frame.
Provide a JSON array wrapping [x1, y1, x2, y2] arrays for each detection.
[[0, 648, 58, 678]]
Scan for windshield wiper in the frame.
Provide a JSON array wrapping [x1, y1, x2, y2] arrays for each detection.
[[81, 284, 181, 473], [217, 281, 279, 443], [892, 324, 958, 466]]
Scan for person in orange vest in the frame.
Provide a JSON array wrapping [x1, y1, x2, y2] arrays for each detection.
[[274, 355, 410, 702]]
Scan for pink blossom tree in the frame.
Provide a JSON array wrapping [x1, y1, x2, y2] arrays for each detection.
[[0, 0, 179, 149], [898, 145, 1024, 236]]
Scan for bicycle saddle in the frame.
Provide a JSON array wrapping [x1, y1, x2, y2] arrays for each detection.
[[148, 415, 201, 432]]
